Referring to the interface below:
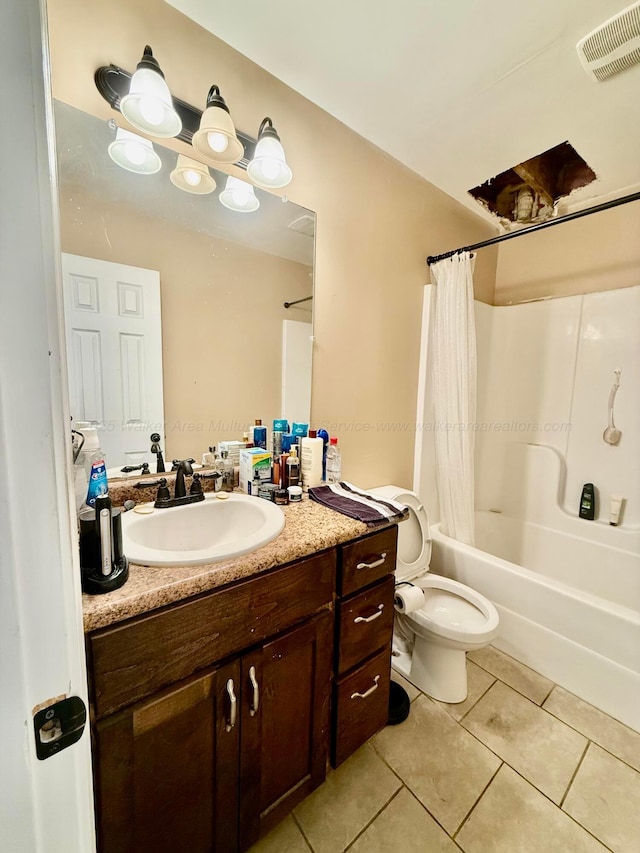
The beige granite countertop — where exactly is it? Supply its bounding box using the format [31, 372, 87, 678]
[82, 497, 381, 633]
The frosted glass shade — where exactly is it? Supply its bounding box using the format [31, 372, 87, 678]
[219, 176, 260, 213]
[120, 66, 182, 138]
[192, 106, 244, 165]
[247, 134, 292, 189]
[170, 155, 216, 194]
[108, 128, 162, 175]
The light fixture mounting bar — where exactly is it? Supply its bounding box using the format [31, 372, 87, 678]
[95, 65, 256, 168]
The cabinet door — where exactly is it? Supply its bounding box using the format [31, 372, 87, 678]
[94, 660, 241, 853]
[239, 613, 333, 850]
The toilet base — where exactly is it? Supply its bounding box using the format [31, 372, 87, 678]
[410, 635, 469, 704]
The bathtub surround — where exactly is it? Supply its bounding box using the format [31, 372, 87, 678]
[430, 252, 477, 545]
[475, 285, 640, 528]
[415, 283, 640, 731]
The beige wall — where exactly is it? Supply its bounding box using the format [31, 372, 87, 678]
[59, 190, 312, 460]
[495, 201, 640, 305]
[47, 0, 497, 488]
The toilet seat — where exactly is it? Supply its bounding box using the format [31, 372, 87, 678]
[409, 575, 500, 645]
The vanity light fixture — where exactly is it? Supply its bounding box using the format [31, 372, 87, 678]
[191, 85, 244, 165]
[219, 176, 260, 213]
[170, 154, 216, 194]
[246, 118, 292, 189]
[108, 127, 162, 175]
[120, 46, 182, 138]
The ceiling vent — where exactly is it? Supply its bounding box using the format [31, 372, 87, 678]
[287, 214, 315, 238]
[577, 1, 640, 81]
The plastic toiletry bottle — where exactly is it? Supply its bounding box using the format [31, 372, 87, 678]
[272, 419, 288, 459]
[252, 419, 267, 450]
[609, 495, 624, 526]
[317, 428, 329, 481]
[326, 437, 342, 484]
[287, 446, 300, 487]
[301, 429, 323, 491]
[220, 451, 234, 492]
[579, 483, 595, 520]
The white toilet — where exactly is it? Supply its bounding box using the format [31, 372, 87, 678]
[372, 485, 499, 703]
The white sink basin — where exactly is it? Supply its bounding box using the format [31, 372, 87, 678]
[121, 492, 285, 567]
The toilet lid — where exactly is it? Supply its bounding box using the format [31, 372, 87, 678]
[390, 490, 431, 582]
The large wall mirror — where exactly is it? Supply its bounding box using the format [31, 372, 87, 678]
[55, 101, 315, 474]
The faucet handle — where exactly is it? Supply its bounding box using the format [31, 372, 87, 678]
[190, 473, 203, 496]
[156, 478, 171, 503]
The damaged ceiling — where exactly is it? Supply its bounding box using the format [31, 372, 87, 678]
[168, 0, 640, 229]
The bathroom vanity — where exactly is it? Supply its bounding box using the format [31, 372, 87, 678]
[83, 500, 397, 852]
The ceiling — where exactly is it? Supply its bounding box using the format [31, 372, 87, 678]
[167, 0, 640, 226]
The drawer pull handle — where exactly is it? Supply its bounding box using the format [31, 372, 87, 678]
[225, 678, 237, 732]
[249, 665, 259, 716]
[354, 604, 384, 624]
[350, 675, 380, 700]
[356, 552, 387, 571]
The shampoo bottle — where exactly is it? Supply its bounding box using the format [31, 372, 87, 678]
[579, 483, 595, 520]
[301, 429, 323, 490]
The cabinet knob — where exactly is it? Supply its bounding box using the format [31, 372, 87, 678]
[225, 678, 237, 732]
[356, 552, 387, 570]
[354, 604, 384, 624]
[248, 666, 260, 717]
[350, 675, 380, 700]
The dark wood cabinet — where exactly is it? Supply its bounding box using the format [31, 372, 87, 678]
[332, 527, 397, 767]
[94, 660, 240, 853]
[87, 527, 398, 851]
[239, 614, 332, 849]
[93, 614, 332, 853]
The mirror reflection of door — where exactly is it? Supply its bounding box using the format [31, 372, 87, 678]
[61, 253, 164, 471]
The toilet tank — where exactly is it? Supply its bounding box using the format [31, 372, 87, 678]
[370, 485, 431, 582]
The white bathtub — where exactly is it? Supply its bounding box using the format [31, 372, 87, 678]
[430, 511, 640, 732]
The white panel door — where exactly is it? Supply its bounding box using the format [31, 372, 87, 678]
[61, 254, 164, 470]
[282, 319, 312, 425]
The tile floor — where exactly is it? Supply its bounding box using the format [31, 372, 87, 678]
[250, 646, 640, 853]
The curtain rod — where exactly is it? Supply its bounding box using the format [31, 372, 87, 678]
[284, 295, 313, 309]
[426, 190, 640, 266]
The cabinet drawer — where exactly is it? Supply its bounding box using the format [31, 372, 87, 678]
[332, 646, 391, 767]
[88, 551, 336, 719]
[337, 576, 394, 675]
[338, 526, 397, 596]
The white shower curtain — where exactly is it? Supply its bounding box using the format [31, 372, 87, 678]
[431, 251, 477, 546]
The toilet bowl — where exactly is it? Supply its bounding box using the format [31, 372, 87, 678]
[371, 485, 499, 703]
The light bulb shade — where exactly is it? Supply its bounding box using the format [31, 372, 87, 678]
[108, 128, 162, 174]
[219, 176, 260, 213]
[191, 86, 244, 165]
[246, 118, 292, 189]
[120, 46, 182, 138]
[170, 154, 216, 194]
